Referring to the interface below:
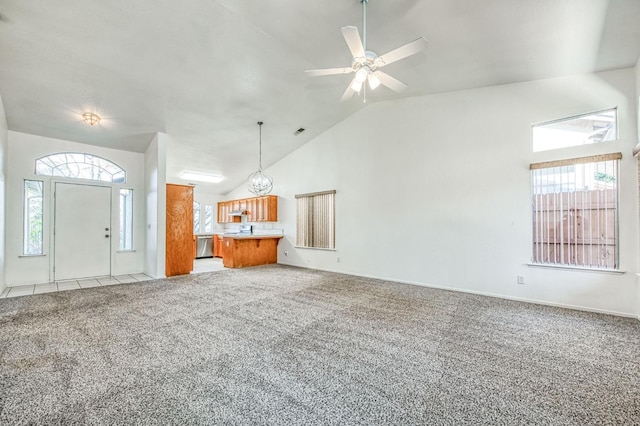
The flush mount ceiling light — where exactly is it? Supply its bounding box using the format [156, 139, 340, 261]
[180, 171, 224, 183]
[82, 112, 101, 126]
[305, 0, 428, 102]
[247, 121, 273, 196]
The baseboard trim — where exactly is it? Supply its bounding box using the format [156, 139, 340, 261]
[278, 262, 638, 319]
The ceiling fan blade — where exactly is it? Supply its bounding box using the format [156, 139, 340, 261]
[376, 71, 408, 92]
[305, 67, 353, 77]
[376, 37, 428, 67]
[340, 78, 357, 102]
[341, 26, 365, 58]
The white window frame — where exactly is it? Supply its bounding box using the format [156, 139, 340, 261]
[35, 152, 126, 183]
[23, 179, 44, 256]
[530, 153, 621, 271]
[193, 201, 201, 233]
[532, 108, 618, 153]
[204, 204, 213, 233]
[119, 188, 134, 251]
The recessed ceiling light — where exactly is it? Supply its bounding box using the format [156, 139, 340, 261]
[82, 112, 101, 126]
[180, 172, 224, 184]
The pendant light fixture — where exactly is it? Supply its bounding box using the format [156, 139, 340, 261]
[247, 121, 273, 195]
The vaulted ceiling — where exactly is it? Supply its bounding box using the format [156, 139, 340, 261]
[1, 0, 639, 194]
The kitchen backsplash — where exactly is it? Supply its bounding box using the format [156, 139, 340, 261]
[216, 222, 283, 236]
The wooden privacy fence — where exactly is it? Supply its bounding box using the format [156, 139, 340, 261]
[532, 189, 616, 268]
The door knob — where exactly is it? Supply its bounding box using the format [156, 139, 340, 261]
[105, 234, 110, 238]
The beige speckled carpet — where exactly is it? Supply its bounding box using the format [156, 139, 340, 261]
[0, 265, 639, 425]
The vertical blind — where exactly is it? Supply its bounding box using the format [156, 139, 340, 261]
[295, 190, 335, 249]
[530, 153, 620, 269]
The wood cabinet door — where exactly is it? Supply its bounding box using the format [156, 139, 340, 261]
[246, 198, 255, 221]
[217, 202, 225, 223]
[256, 197, 265, 221]
[166, 184, 194, 276]
[267, 195, 278, 221]
[225, 202, 231, 223]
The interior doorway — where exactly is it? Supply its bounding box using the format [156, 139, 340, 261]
[54, 183, 112, 281]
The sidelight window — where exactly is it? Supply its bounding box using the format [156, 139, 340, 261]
[119, 189, 133, 251]
[23, 180, 44, 255]
[296, 190, 335, 249]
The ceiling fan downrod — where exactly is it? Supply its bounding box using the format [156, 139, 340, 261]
[361, 0, 368, 52]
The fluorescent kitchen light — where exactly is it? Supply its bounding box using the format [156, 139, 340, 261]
[180, 172, 224, 183]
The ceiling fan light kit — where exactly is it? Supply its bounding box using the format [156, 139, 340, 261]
[305, 0, 428, 102]
[247, 121, 273, 196]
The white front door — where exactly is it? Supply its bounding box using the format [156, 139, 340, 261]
[54, 183, 112, 280]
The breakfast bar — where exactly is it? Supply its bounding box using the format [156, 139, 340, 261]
[222, 235, 283, 268]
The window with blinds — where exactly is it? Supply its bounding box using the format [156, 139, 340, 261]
[531, 153, 620, 270]
[296, 190, 335, 249]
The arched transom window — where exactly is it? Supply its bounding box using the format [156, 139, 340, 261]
[35, 152, 126, 183]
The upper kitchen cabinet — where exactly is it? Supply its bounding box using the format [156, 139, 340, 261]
[217, 195, 278, 223]
[166, 183, 194, 277]
[250, 195, 277, 222]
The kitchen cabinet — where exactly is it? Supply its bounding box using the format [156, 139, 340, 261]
[213, 234, 224, 258]
[217, 195, 278, 223]
[166, 183, 194, 277]
[217, 201, 241, 224]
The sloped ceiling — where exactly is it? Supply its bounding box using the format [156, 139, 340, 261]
[0, 0, 639, 194]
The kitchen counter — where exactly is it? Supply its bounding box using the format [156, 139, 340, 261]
[222, 235, 283, 268]
[222, 234, 283, 240]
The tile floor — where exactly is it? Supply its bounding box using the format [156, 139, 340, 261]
[191, 257, 226, 274]
[1, 259, 227, 300]
[0, 258, 226, 300]
[0, 273, 153, 299]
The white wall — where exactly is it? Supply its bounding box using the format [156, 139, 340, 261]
[144, 133, 167, 278]
[0, 95, 8, 294]
[636, 57, 640, 143]
[635, 57, 640, 319]
[5, 131, 146, 286]
[230, 68, 639, 317]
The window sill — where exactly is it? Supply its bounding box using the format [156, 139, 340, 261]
[527, 263, 625, 274]
[294, 246, 336, 251]
[18, 254, 46, 258]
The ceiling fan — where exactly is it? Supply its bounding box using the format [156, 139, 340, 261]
[305, 0, 428, 102]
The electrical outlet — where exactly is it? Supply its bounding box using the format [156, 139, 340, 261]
[517, 275, 525, 285]
[284, 250, 288, 256]
[337, 257, 340, 263]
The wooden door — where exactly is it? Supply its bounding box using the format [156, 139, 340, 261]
[166, 184, 194, 276]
